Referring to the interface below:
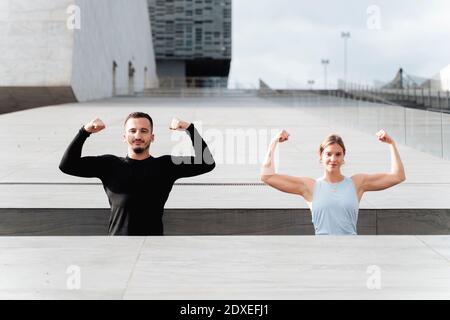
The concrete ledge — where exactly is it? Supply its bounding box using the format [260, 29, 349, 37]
[0, 86, 76, 114]
[0, 208, 448, 235]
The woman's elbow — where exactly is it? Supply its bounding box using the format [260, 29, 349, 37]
[260, 174, 272, 184]
[398, 170, 406, 183]
[394, 173, 406, 185]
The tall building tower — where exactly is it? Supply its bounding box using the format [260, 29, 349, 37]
[148, 0, 231, 87]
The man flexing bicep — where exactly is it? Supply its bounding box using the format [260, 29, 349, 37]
[169, 118, 215, 180]
[59, 118, 108, 178]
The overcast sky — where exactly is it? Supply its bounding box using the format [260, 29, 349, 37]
[228, 0, 450, 89]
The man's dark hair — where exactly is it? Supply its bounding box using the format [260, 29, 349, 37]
[124, 112, 153, 131]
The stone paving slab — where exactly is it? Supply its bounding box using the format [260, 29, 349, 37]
[125, 236, 450, 300]
[1, 236, 449, 300]
[0, 237, 144, 299]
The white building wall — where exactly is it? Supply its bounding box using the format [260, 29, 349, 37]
[0, 0, 74, 87]
[71, 0, 158, 101]
[0, 0, 158, 111]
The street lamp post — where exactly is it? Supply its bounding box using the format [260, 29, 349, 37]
[341, 31, 351, 88]
[321, 59, 329, 90]
[307, 80, 315, 90]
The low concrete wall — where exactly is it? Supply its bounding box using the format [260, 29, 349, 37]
[0, 87, 77, 113]
[1, 209, 449, 236]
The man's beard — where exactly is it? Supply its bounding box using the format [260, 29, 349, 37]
[132, 144, 150, 154]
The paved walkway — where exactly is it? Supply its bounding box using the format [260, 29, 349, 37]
[0, 236, 449, 299]
[0, 95, 449, 209]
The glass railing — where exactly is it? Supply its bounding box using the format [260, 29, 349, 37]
[111, 77, 450, 161]
[340, 82, 450, 112]
[262, 89, 450, 161]
[113, 77, 260, 97]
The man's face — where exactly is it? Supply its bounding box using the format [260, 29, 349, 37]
[123, 117, 154, 154]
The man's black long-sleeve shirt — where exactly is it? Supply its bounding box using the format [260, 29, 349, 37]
[59, 124, 215, 235]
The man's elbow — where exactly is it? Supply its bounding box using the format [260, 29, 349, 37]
[207, 161, 216, 172]
[203, 159, 215, 173]
[203, 153, 216, 173]
[59, 160, 73, 175]
[59, 162, 68, 174]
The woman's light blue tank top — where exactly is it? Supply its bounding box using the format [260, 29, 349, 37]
[310, 176, 359, 235]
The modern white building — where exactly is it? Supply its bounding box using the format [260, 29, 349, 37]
[0, 0, 158, 113]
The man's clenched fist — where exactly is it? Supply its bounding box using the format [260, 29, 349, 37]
[169, 118, 191, 131]
[84, 118, 106, 133]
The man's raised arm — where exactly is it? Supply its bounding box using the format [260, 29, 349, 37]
[59, 118, 106, 178]
[169, 118, 216, 179]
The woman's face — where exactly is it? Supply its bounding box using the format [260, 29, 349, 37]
[320, 143, 345, 172]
